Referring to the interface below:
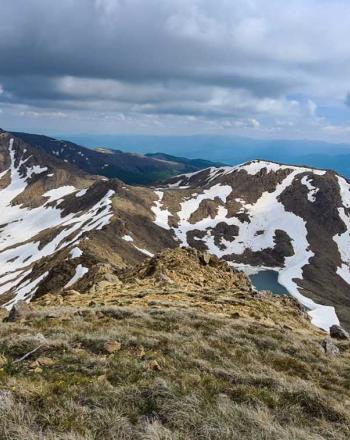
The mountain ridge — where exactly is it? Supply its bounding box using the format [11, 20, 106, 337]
[0, 129, 349, 333]
[10, 130, 223, 185]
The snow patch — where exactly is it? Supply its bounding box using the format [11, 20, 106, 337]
[75, 188, 88, 197]
[64, 264, 89, 288]
[122, 235, 134, 242]
[43, 186, 77, 203]
[301, 176, 319, 202]
[4, 271, 49, 308]
[69, 247, 83, 259]
[151, 191, 171, 230]
[134, 246, 154, 257]
[333, 176, 350, 285]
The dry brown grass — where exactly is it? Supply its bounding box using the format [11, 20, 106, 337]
[0, 285, 349, 440]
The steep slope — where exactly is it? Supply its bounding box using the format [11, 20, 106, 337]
[12, 131, 221, 184]
[0, 130, 175, 307]
[0, 248, 349, 440]
[153, 161, 350, 330]
[145, 152, 224, 171]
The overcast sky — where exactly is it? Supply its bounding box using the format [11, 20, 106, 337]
[1, 0, 350, 141]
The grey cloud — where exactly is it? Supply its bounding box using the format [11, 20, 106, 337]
[0, 0, 349, 136]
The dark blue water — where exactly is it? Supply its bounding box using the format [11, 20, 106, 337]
[249, 270, 289, 295]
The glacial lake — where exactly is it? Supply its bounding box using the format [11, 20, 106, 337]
[249, 270, 290, 296]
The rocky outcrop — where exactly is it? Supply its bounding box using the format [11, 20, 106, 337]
[120, 248, 252, 292]
[322, 338, 340, 356]
[330, 325, 349, 340]
[3, 301, 33, 322]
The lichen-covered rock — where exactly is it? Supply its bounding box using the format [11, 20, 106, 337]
[322, 338, 340, 356]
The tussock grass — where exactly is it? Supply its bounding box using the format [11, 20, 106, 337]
[0, 294, 349, 439]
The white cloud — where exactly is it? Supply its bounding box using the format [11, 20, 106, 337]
[249, 118, 261, 128]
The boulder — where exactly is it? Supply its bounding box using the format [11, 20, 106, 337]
[3, 300, 33, 322]
[330, 325, 349, 340]
[322, 338, 340, 356]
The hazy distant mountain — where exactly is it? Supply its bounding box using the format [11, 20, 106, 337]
[145, 152, 224, 169]
[66, 134, 350, 177]
[11, 131, 222, 184]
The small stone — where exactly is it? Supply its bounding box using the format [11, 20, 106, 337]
[104, 341, 122, 354]
[36, 357, 56, 367]
[149, 360, 161, 371]
[29, 357, 55, 368]
[29, 360, 39, 369]
[330, 325, 349, 340]
[322, 338, 340, 356]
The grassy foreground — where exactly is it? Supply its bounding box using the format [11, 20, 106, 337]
[0, 250, 349, 439]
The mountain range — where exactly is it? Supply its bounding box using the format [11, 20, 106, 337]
[0, 128, 349, 332]
[65, 133, 350, 179]
[12, 131, 222, 185]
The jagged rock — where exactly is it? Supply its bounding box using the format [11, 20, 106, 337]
[121, 248, 252, 292]
[322, 338, 340, 356]
[4, 300, 33, 322]
[199, 252, 211, 265]
[330, 325, 349, 340]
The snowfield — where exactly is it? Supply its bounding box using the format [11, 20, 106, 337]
[0, 139, 115, 305]
[153, 161, 342, 331]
